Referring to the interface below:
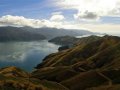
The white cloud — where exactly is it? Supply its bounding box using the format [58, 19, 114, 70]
[0, 15, 63, 28]
[50, 14, 65, 21]
[0, 15, 42, 27]
[52, 0, 120, 20]
[65, 23, 120, 34]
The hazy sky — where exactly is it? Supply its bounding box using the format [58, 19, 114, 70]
[0, 0, 120, 34]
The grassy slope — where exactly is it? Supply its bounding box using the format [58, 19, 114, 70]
[34, 35, 120, 90]
[0, 66, 69, 90]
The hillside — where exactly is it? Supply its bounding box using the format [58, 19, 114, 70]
[0, 66, 69, 90]
[48, 36, 79, 45]
[49, 35, 101, 46]
[49, 35, 101, 51]
[6, 26, 93, 39]
[36, 35, 103, 68]
[34, 35, 120, 90]
[0, 26, 46, 41]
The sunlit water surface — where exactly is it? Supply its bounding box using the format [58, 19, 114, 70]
[0, 40, 59, 72]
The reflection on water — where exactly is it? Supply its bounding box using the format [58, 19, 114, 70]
[0, 40, 59, 72]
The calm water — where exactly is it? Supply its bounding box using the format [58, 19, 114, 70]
[0, 40, 59, 72]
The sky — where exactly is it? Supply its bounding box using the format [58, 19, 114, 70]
[0, 0, 120, 34]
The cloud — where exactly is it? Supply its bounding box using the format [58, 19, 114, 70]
[67, 23, 120, 34]
[50, 14, 65, 21]
[74, 11, 99, 21]
[51, 11, 63, 15]
[52, 0, 120, 21]
[0, 15, 63, 28]
[0, 15, 41, 27]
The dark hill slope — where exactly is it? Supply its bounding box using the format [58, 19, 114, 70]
[0, 26, 46, 41]
[48, 35, 101, 46]
[36, 35, 120, 68]
[33, 35, 120, 90]
[0, 66, 69, 90]
[48, 36, 79, 45]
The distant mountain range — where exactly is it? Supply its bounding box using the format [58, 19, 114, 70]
[0, 26, 93, 41]
[0, 26, 46, 41]
[25, 27, 93, 39]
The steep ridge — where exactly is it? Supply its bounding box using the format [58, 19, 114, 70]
[33, 35, 120, 90]
[36, 35, 119, 68]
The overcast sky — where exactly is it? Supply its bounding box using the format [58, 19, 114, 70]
[0, 0, 120, 34]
